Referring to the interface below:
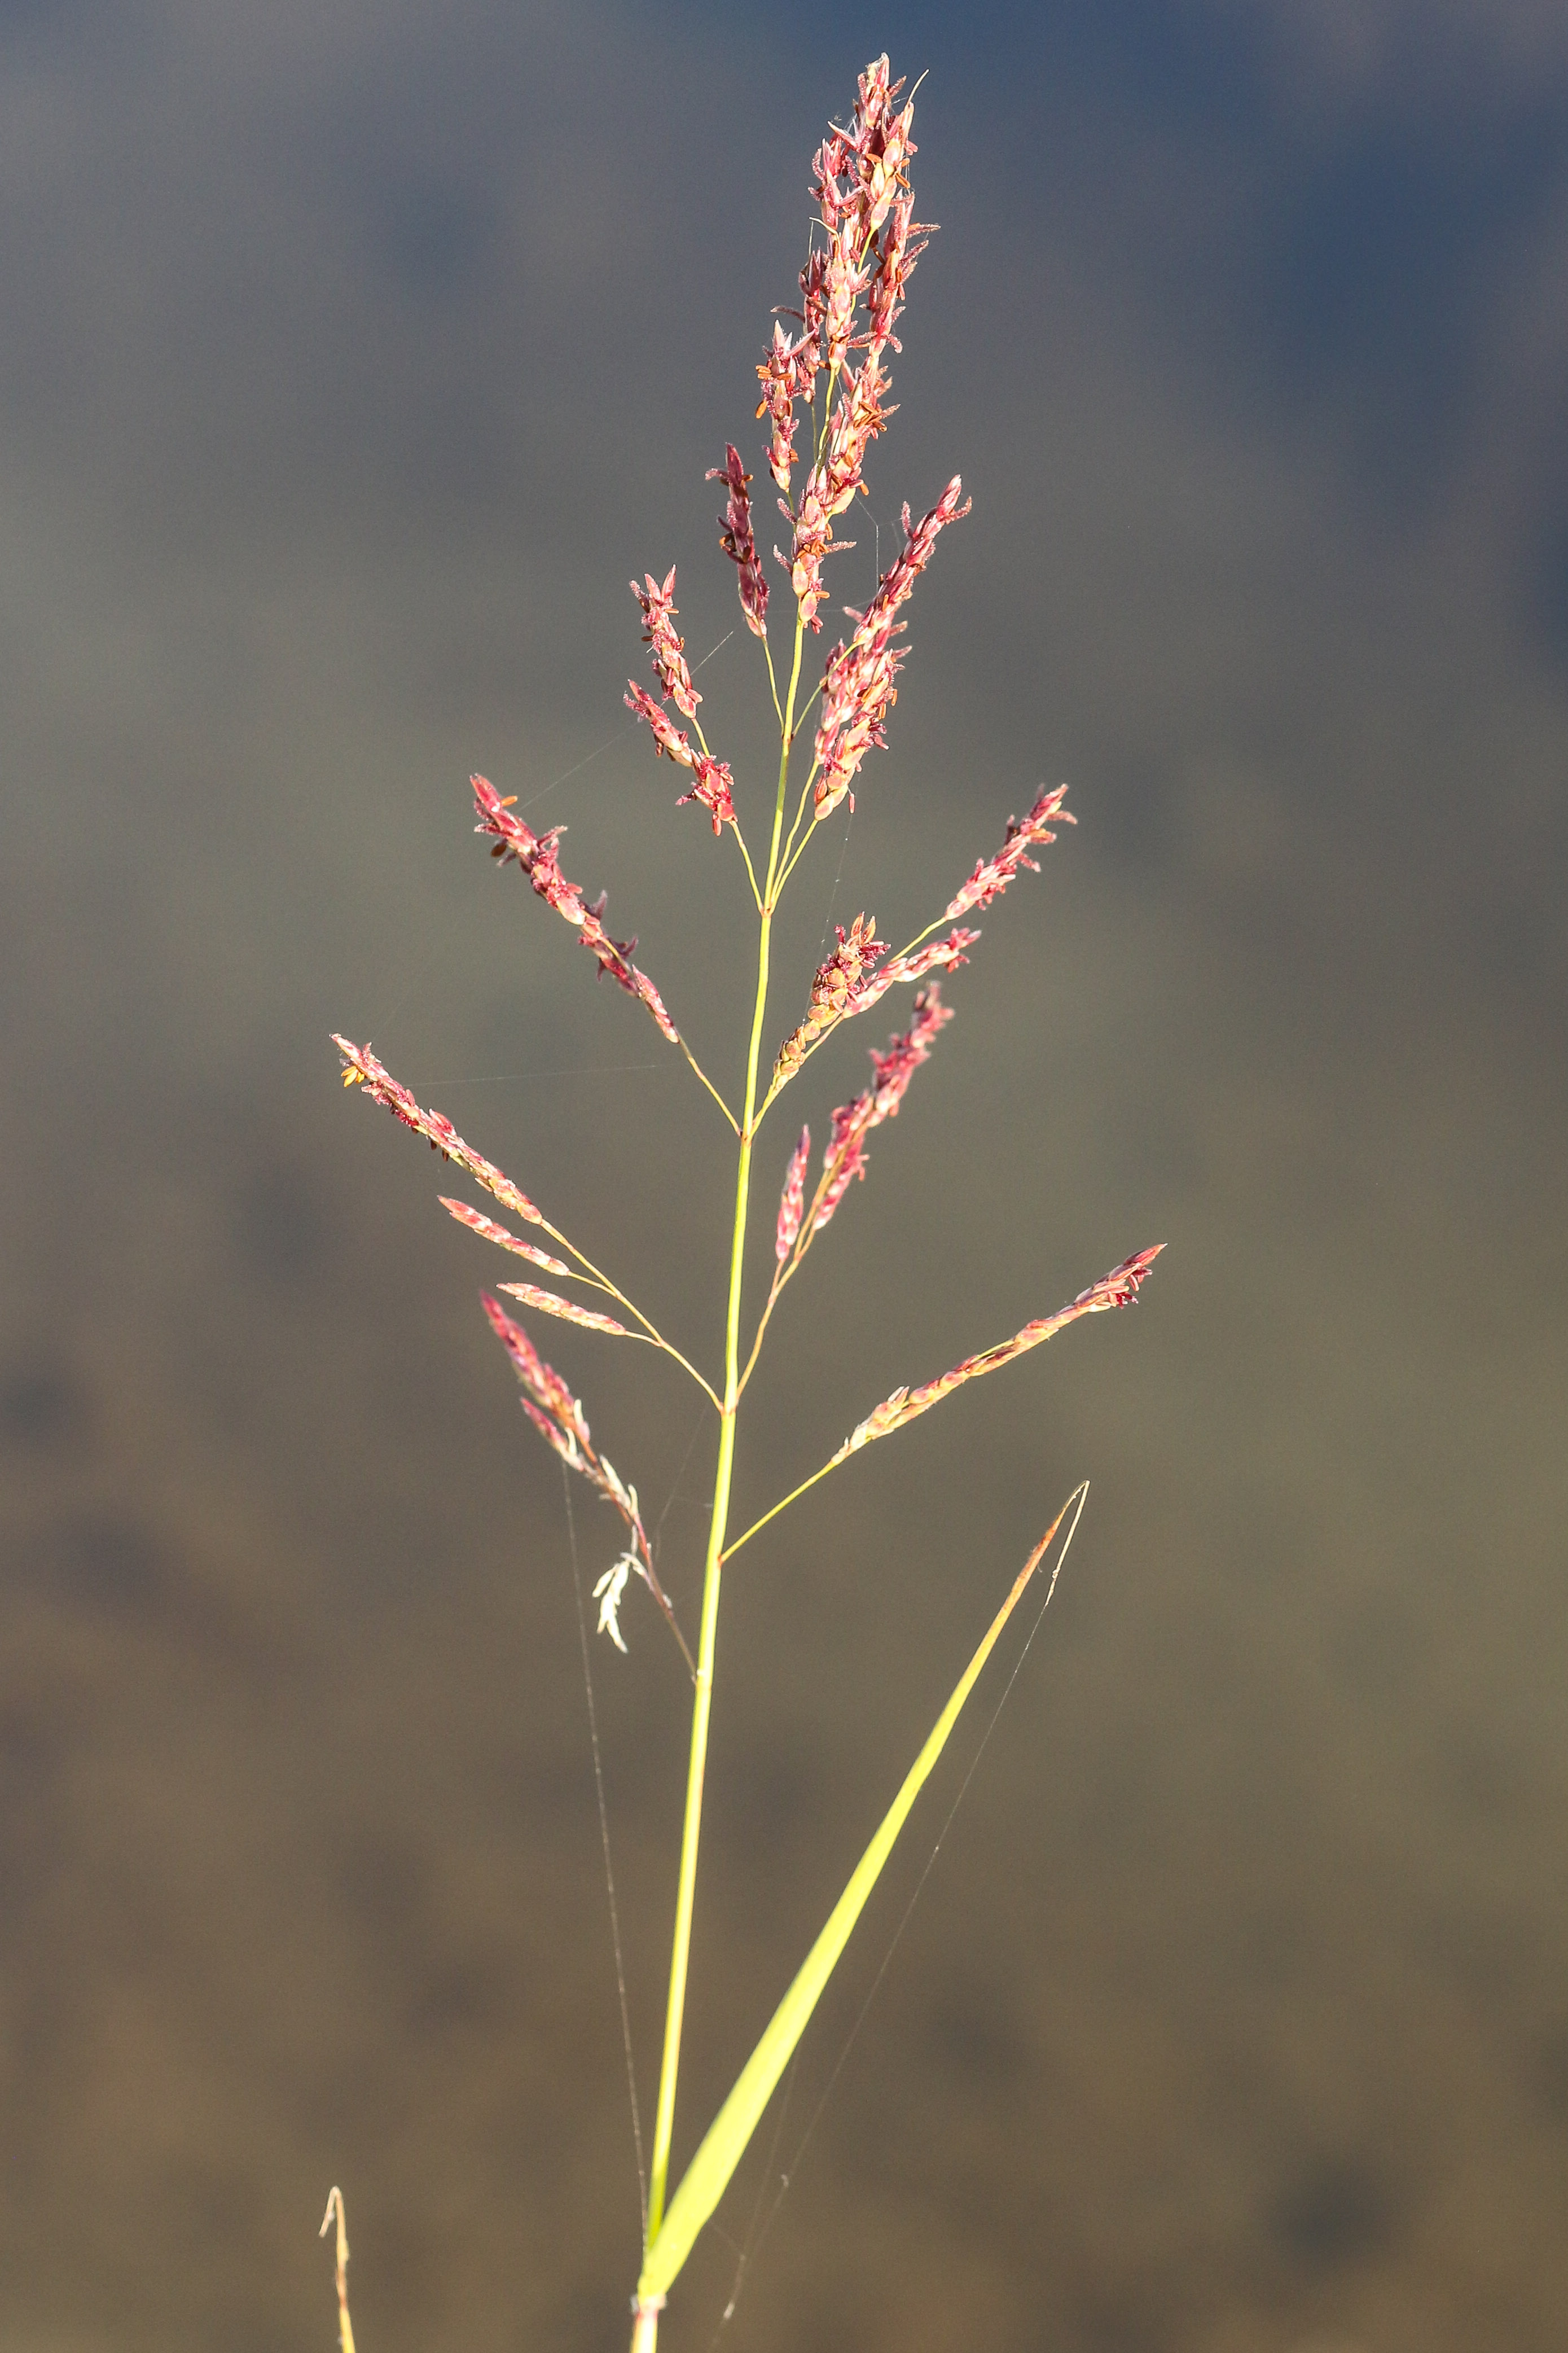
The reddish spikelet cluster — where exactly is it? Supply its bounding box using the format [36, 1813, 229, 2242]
[813, 476, 971, 816]
[622, 683, 737, 836]
[758, 56, 934, 632]
[706, 445, 769, 639]
[837, 1246, 1166, 1458]
[440, 1197, 570, 1276]
[775, 1125, 811, 1261]
[769, 923, 978, 1102]
[770, 913, 888, 1088]
[946, 785, 1076, 919]
[814, 983, 953, 1233]
[471, 773, 680, 1039]
[631, 568, 700, 717]
[481, 1292, 671, 1654]
[334, 1037, 547, 1227]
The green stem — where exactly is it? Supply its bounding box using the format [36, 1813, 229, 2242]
[644, 607, 807, 2258]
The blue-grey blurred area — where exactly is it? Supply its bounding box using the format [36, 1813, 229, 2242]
[2, 3, 1566, 2347]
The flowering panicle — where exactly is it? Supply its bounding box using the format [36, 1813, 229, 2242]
[631, 568, 700, 717]
[946, 785, 1075, 918]
[439, 1197, 571, 1277]
[480, 1293, 684, 1658]
[814, 476, 970, 810]
[335, 1038, 548, 1227]
[622, 683, 737, 836]
[471, 773, 680, 1040]
[834, 1247, 1165, 1460]
[814, 983, 953, 1234]
[706, 446, 769, 638]
[775, 1126, 811, 1261]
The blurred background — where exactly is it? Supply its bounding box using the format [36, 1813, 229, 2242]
[2, 3, 1565, 2348]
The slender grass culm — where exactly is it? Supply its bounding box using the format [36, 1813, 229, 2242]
[332, 56, 1162, 2351]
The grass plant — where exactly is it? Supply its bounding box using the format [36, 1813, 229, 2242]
[333, 55, 1161, 2350]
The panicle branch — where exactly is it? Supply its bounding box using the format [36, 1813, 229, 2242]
[335, 1037, 548, 1227]
[481, 1293, 693, 1669]
[723, 1249, 1163, 1566]
[622, 684, 738, 835]
[837, 1247, 1165, 1458]
[471, 773, 682, 1040]
[946, 784, 1076, 917]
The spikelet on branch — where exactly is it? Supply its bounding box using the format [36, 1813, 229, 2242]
[775, 1126, 811, 1262]
[335, 1039, 548, 1228]
[812, 983, 953, 1235]
[945, 784, 1075, 918]
[471, 773, 682, 1037]
[496, 1282, 635, 1339]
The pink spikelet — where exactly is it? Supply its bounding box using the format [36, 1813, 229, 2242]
[755, 320, 812, 497]
[814, 983, 954, 1232]
[471, 774, 680, 1040]
[707, 445, 769, 639]
[836, 1246, 1166, 1458]
[622, 683, 737, 836]
[631, 568, 700, 717]
[497, 1281, 634, 1339]
[775, 1127, 811, 1261]
[945, 785, 1076, 919]
[438, 1197, 571, 1276]
[334, 1038, 548, 1227]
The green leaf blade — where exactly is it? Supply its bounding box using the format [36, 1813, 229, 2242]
[636, 1489, 1086, 2304]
